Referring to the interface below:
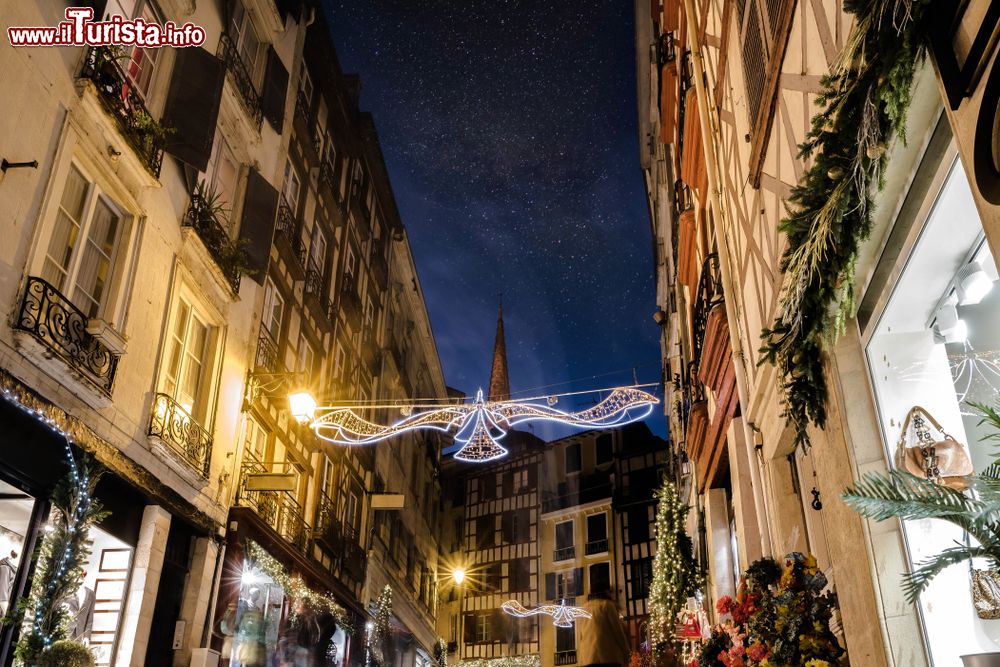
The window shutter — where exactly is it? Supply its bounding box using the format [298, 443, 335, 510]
[545, 573, 556, 600]
[260, 46, 289, 132]
[161, 47, 225, 172]
[238, 169, 279, 284]
[573, 567, 584, 596]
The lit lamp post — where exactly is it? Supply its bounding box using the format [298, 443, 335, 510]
[288, 391, 318, 423]
[452, 567, 467, 656]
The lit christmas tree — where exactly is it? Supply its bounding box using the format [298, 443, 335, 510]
[648, 477, 702, 660]
[367, 585, 393, 667]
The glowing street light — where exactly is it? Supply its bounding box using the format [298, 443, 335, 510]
[452, 568, 466, 585]
[288, 391, 318, 423]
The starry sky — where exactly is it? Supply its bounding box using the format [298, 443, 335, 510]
[325, 0, 666, 439]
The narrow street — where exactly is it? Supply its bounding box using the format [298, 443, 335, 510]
[0, 1, 997, 667]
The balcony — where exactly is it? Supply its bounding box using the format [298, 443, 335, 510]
[320, 159, 342, 205]
[341, 527, 367, 581]
[555, 651, 577, 665]
[314, 492, 344, 553]
[236, 453, 309, 552]
[148, 393, 213, 477]
[542, 471, 613, 513]
[295, 89, 312, 126]
[585, 539, 608, 555]
[13, 276, 119, 395]
[182, 192, 242, 293]
[304, 259, 335, 330]
[362, 336, 381, 376]
[553, 546, 576, 562]
[79, 46, 164, 177]
[217, 33, 263, 127]
[339, 274, 362, 324]
[275, 202, 307, 279]
[254, 328, 279, 373]
[691, 253, 723, 371]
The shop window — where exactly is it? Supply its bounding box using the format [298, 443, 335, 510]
[219, 564, 285, 667]
[864, 156, 999, 664]
[0, 479, 35, 621]
[40, 163, 126, 320]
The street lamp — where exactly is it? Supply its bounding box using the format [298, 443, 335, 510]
[451, 568, 466, 585]
[288, 391, 318, 423]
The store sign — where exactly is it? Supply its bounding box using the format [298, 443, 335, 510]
[370, 493, 405, 510]
[244, 473, 296, 492]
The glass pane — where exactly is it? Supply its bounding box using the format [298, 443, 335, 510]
[43, 165, 89, 290]
[73, 196, 121, 318]
[0, 480, 35, 619]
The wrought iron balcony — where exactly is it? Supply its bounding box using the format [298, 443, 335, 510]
[295, 89, 312, 125]
[553, 546, 576, 561]
[276, 202, 308, 275]
[585, 539, 609, 555]
[314, 492, 343, 553]
[305, 257, 326, 300]
[320, 159, 341, 202]
[14, 276, 119, 395]
[254, 328, 279, 373]
[236, 453, 309, 552]
[691, 253, 724, 371]
[555, 651, 577, 666]
[79, 46, 164, 177]
[217, 33, 263, 128]
[340, 274, 362, 323]
[182, 192, 241, 292]
[148, 393, 213, 477]
[341, 526, 367, 580]
[370, 248, 389, 289]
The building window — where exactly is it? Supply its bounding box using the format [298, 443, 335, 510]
[475, 613, 490, 644]
[203, 131, 240, 223]
[364, 296, 375, 331]
[226, 0, 262, 85]
[310, 225, 327, 274]
[297, 336, 313, 381]
[161, 295, 219, 424]
[589, 562, 611, 596]
[333, 341, 346, 381]
[342, 488, 360, 535]
[282, 158, 302, 212]
[555, 625, 575, 653]
[627, 507, 650, 543]
[479, 474, 497, 501]
[502, 508, 530, 544]
[244, 415, 268, 462]
[630, 558, 653, 599]
[345, 244, 357, 279]
[476, 515, 495, 550]
[565, 443, 581, 474]
[862, 155, 1000, 664]
[262, 278, 284, 340]
[509, 558, 531, 592]
[298, 65, 313, 104]
[595, 434, 613, 465]
[586, 513, 608, 553]
[106, 0, 162, 98]
[41, 164, 125, 319]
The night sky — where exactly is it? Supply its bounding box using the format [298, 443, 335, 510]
[325, 0, 666, 439]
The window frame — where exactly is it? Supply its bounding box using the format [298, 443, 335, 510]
[586, 512, 608, 546]
[554, 520, 574, 551]
[262, 277, 284, 341]
[565, 442, 582, 474]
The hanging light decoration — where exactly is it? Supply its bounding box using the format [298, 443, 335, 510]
[310, 385, 658, 463]
[500, 599, 592, 628]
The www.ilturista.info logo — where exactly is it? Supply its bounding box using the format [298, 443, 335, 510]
[8, 7, 206, 47]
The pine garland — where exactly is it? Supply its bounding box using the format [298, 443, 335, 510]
[15, 454, 107, 665]
[648, 477, 703, 657]
[433, 638, 448, 667]
[758, 0, 931, 448]
[367, 585, 393, 667]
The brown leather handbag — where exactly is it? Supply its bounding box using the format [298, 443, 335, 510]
[896, 406, 974, 489]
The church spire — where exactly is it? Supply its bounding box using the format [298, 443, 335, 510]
[488, 302, 510, 402]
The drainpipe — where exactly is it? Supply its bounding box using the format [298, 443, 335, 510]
[679, 0, 773, 557]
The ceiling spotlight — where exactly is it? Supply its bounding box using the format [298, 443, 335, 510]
[957, 260, 994, 305]
[934, 304, 968, 343]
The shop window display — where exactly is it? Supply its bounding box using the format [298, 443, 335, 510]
[0, 479, 35, 619]
[866, 157, 1000, 663]
[220, 565, 285, 667]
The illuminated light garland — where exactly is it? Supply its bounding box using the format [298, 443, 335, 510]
[500, 599, 592, 628]
[457, 657, 541, 667]
[245, 541, 352, 632]
[367, 585, 392, 667]
[312, 385, 658, 463]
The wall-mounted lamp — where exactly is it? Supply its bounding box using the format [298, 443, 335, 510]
[652, 309, 668, 326]
[957, 260, 994, 305]
[288, 391, 318, 423]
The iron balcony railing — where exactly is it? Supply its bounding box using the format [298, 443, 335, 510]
[555, 651, 577, 666]
[691, 253, 724, 371]
[236, 453, 309, 552]
[295, 89, 312, 125]
[305, 256, 326, 300]
[553, 546, 576, 562]
[14, 276, 119, 395]
[254, 327, 279, 373]
[320, 159, 341, 202]
[182, 192, 241, 292]
[276, 202, 308, 272]
[585, 539, 609, 555]
[148, 393, 213, 477]
[217, 33, 263, 127]
[79, 46, 164, 177]
[339, 273, 362, 323]
[314, 491, 344, 552]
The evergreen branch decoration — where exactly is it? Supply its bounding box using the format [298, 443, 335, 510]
[367, 585, 392, 667]
[648, 477, 703, 657]
[758, 0, 932, 448]
[15, 454, 107, 665]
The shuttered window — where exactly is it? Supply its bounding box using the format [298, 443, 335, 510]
[736, 0, 796, 185]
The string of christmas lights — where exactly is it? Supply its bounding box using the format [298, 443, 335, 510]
[312, 385, 658, 462]
[367, 585, 392, 667]
[455, 656, 541, 667]
[500, 599, 592, 628]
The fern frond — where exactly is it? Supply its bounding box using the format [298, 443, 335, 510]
[902, 545, 998, 603]
[842, 471, 981, 522]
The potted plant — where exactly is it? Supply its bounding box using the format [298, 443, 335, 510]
[843, 400, 1000, 666]
[37, 639, 95, 667]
